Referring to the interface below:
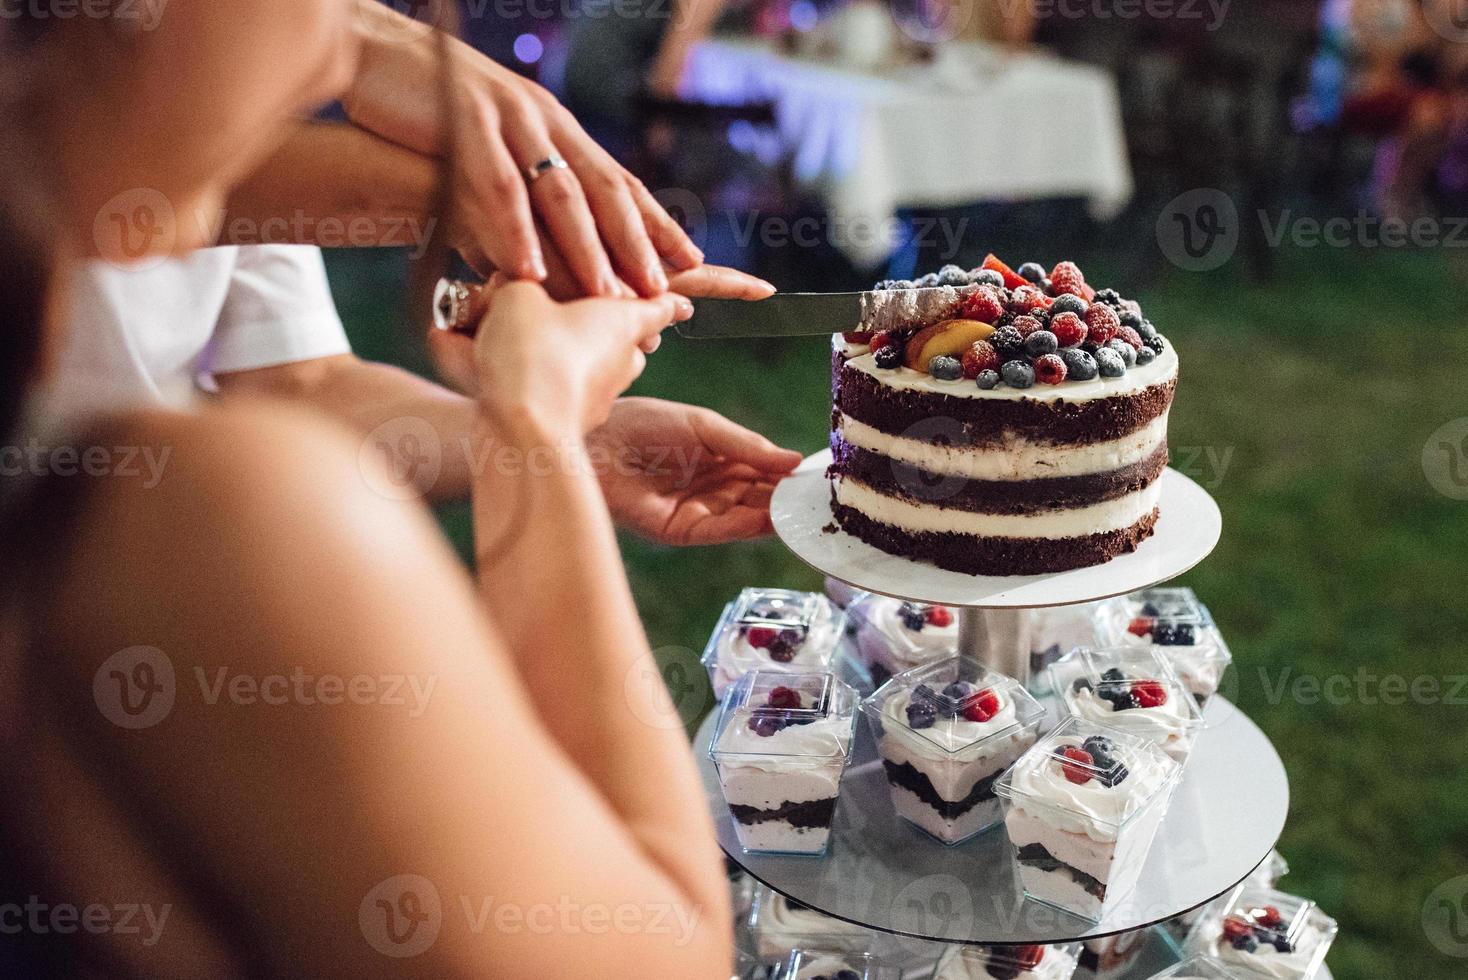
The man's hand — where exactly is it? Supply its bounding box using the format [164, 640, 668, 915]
[345, 0, 703, 297]
[587, 398, 803, 546]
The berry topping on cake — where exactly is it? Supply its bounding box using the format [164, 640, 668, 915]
[898, 602, 928, 631]
[1135, 345, 1157, 366]
[745, 626, 777, 649]
[1094, 346, 1127, 378]
[969, 268, 1005, 289]
[906, 692, 938, 730]
[1016, 261, 1047, 283]
[1048, 260, 1092, 300]
[961, 686, 1002, 722]
[1011, 314, 1044, 338]
[1060, 348, 1099, 381]
[1049, 311, 1087, 348]
[1059, 745, 1096, 784]
[1024, 330, 1059, 357]
[975, 369, 1000, 389]
[1009, 285, 1051, 314]
[1154, 622, 1196, 645]
[981, 253, 1030, 290]
[1222, 915, 1254, 941]
[767, 629, 804, 663]
[937, 263, 970, 286]
[874, 344, 904, 369]
[905, 319, 998, 372]
[961, 340, 1002, 379]
[1049, 293, 1089, 317]
[925, 605, 954, 628]
[1083, 304, 1121, 345]
[767, 686, 804, 710]
[747, 715, 783, 737]
[870, 329, 897, 351]
[1001, 361, 1035, 389]
[1132, 679, 1168, 708]
[1107, 338, 1137, 367]
[1033, 353, 1067, 385]
[1253, 905, 1284, 928]
[990, 325, 1026, 361]
[1114, 324, 1144, 350]
[929, 355, 963, 380]
[961, 286, 1006, 323]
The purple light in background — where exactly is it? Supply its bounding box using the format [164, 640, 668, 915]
[789, 0, 818, 31]
[513, 33, 544, 64]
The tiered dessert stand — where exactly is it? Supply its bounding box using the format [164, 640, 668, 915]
[695, 451, 1317, 976]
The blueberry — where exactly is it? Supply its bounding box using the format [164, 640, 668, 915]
[1230, 934, 1259, 952]
[1101, 667, 1126, 682]
[1136, 318, 1158, 340]
[1000, 361, 1035, 389]
[834, 971, 861, 980]
[937, 264, 970, 286]
[1154, 622, 1196, 646]
[990, 325, 1026, 360]
[1095, 288, 1122, 307]
[1118, 308, 1143, 329]
[1107, 338, 1137, 366]
[1016, 261, 1046, 283]
[1061, 348, 1098, 380]
[914, 273, 940, 289]
[1272, 938, 1294, 953]
[1083, 734, 1116, 756]
[1024, 330, 1058, 357]
[1071, 678, 1093, 694]
[1040, 277, 1053, 294]
[1135, 345, 1157, 366]
[1146, 335, 1167, 353]
[1049, 293, 1089, 316]
[976, 369, 1000, 390]
[1141, 601, 1161, 616]
[929, 355, 962, 381]
[874, 344, 903, 369]
[905, 699, 937, 730]
[899, 603, 927, 631]
[941, 680, 975, 704]
[1095, 347, 1127, 378]
[969, 268, 1004, 289]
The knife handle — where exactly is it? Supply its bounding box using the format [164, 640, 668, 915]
[432, 278, 486, 337]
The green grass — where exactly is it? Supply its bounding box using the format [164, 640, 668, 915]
[325, 245, 1468, 980]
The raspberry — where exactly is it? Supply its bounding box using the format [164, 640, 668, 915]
[1127, 616, 1155, 637]
[1254, 905, 1284, 928]
[961, 340, 1001, 379]
[1084, 304, 1121, 345]
[1049, 261, 1087, 298]
[961, 687, 1001, 722]
[1059, 745, 1095, 784]
[1132, 679, 1168, 708]
[925, 605, 954, 628]
[767, 686, 803, 709]
[1049, 312, 1087, 348]
[870, 330, 897, 351]
[745, 626, 776, 649]
[1011, 314, 1043, 337]
[1033, 353, 1067, 385]
[843, 330, 873, 344]
[1009, 285, 1050, 313]
[961, 286, 1005, 323]
[1222, 915, 1254, 940]
[1114, 324, 1143, 350]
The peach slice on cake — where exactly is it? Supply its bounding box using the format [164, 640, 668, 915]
[904, 319, 998, 371]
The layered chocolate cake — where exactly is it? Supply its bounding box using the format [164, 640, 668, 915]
[830, 255, 1177, 575]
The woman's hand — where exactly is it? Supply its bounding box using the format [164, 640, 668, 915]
[587, 398, 802, 544]
[431, 281, 691, 440]
[346, 0, 703, 296]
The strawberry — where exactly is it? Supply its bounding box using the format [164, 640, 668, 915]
[982, 253, 1029, 290]
[1059, 745, 1095, 784]
[1127, 616, 1155, 637]
[1012, 946, 1044, 968]
[1049, 260, 1087, 298]
[961, 286, 1005, 323]
[962, 687, 1002, 723]
[925, 605, 954, 628]
[1012, 314, 1044, 338]
[1115, 324, 1144, 350]
[1222, 915, 1254, 940]
[842, 330, 874, 344]
[767, 686, 803, 709]
[1033, 353, 1067, 385]
[1050, 312, 1088, 348]
[746, 626, 777, 649]
[961, 340, 1001, 379]
[1084, 304, 1120, 345]
[1132, 679, 1168, 708]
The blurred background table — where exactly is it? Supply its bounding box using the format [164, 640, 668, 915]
[680, 37, 1133, 267]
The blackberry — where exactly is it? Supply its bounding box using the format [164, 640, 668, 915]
[767, 639, 797, 663]
[1029, 306, 1053, 327]
[914, 272, 940, 289]
[1095, 347, 1127, 378]
[929, 355, 962, 381]
[899, 603, 927, 631]
[976, 369, 1000, 389]
[1016, 261, 1046, 283]
[1118, 308, 1143, 329]
[1154, 622, 1196, 646]
[1095, 287, 1122, 307]
[990, 325, 1026, 360]
[1107, 338, 1136, 367]
[1272, 938, 1294, 953]
[1071, 678, 1093, 695]
[1136, 318, 1158, 340]
[874, 344, 904, 369]
[1001, 360, 1035, 389]
[1230, 935, 1259, 953]
[936, 264, 969, 287]
[969, 268, 1005, 289]
[1135, 345, 1157, 366]
[1146, 335, 1167, 354]
[994, 309, 1018, 329]
[1083, 735, 1115, 756]
[1061, 349, 1098, 380]
[1101, 667, 1126, 682]
[1099, 761, 1129, 787]
[905, 699, 937, 730]
[1049, 293, 1089, 317]
[1024, 330, 1059, 357]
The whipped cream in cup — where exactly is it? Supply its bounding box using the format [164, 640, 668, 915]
[1183, 887, 1338, 980]
[1093, 587, 1232, 708]
[709, 670, 858, 856]
[933, 941, 1081, 980]
[747, 886, 875, 963]
[861, 657, 1046, 845]
[782, 948, 891, 980]
[847, 594, 960, 688]
[1142, 954, 1251, 979]
[1050, 647, 1206, 765]
[702, 588, 846, 700]
[995, 717, 1182, 924]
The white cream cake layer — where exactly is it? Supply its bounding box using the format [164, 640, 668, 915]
[833, 477, 1162, 539]
[889, 783, 1001, 843]
[732, 821, 831, 855]
[835, 412, 1169, 481]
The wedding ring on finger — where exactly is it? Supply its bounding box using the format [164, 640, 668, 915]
[525, 153, 569, 184]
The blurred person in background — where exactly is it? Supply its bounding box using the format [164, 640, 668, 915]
[0, 1, 743, 976]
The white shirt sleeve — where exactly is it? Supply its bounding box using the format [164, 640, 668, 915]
[201, 245, 352, 379]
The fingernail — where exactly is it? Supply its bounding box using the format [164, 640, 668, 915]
[647, 263, 668, 293]
[526, 253, 547, 280]
[674, 297, 694, 321]
[754, 278, 776, 297]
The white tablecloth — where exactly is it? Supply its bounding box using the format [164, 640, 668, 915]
[681, 38, 1134, 267]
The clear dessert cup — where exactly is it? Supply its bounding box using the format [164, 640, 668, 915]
[1143, 955, 1246, 979]
[1025, 602, 1102, 689]
[1049, 647, 1206, 765]
[1079, 925, 1158, 978]
[933, 941, 1081, 980]
[846, 594, 960, 689]
[1093, 587, 1232, 708]
[781, 948, 896, 980]
[709, 670, 858, 856]
[747, 885, 875, 963]
[1183, 886, 1338, 980]
[1167, 849, 1291, 942]
[702, 588, 845, 700]
[861, 657, 1045, 845]
[995, 718, 1183, 924]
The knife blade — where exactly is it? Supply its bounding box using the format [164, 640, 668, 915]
[674, 292, 862, 339]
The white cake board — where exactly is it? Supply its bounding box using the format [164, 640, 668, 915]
[771, 451, 1222, 610]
